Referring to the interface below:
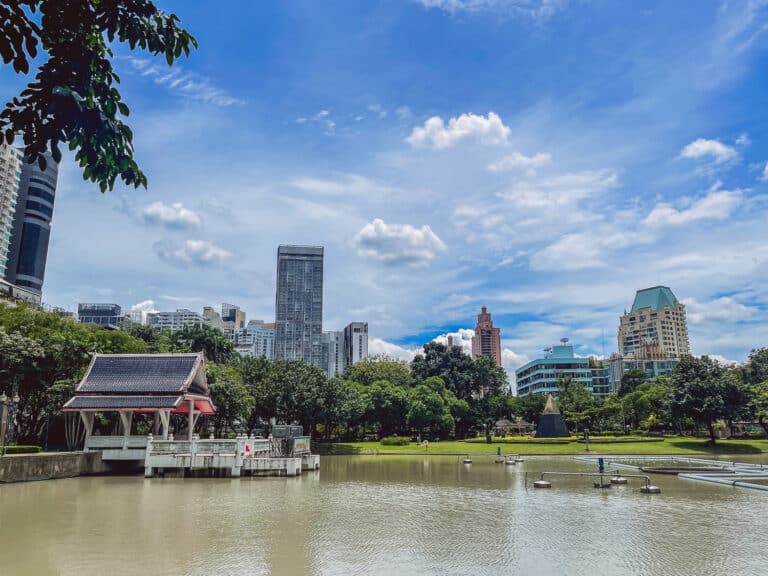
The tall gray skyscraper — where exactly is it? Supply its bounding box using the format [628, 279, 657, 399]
[274, 245, 324, 366]
[6, 151, 59, 296]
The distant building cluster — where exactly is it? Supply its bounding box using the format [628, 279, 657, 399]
[72, 244, 369, 373]
[0, 143, 59, 305]
[516, 285, 690, 398]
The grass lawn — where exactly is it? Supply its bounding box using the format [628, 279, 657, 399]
[314, 438, 768, 456]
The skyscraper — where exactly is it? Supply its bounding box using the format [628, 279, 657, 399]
[343, 322, 368, 368]
[0, 144, 21, 281]
[471, 306, 502, 367]
[322, 330, 344, 378]
[5, 151, 59, 297]
[617, 286, 690, 358]
[274, 245, 324, 366]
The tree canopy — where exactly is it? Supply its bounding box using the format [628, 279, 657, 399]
[0, 0, 196, 191]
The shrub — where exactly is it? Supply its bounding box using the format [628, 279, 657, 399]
[380, 436, 412, 446]
[3, 445, 42, 454]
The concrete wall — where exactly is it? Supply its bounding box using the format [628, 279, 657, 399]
[0, 451, 109, 483]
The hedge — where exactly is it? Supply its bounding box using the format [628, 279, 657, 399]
[380, 436, 412, 446]
[3, 445, 42, 454]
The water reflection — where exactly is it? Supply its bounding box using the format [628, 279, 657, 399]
[0, 456, 766, 575]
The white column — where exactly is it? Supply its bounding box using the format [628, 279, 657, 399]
[188, 398, 194, 442]
[80, 412, 95, 452]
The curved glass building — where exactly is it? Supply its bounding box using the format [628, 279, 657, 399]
[6, 152, 59, 296]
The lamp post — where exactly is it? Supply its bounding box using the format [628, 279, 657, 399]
[1, 390, 20, 456]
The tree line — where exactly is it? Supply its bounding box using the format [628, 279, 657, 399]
[1, 302, 767, 447]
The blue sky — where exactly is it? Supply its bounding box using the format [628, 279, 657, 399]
[3, 0, 768, 378]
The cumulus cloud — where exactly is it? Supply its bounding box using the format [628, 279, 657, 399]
[125, 57, 243, 107]
[142, 201, 201, 228]
[153, 239, 232, 267]
[682, 296, 756, 324]
[643, 186, 742, 227]
[368, 338, 421, 361]
[130, 299, 157, 313]
[353, 218, 447, 266]
[680, 138, 737, 164]
[433, 328, 475, 354]
[420, 0, 567, 19]
[761, 161, 768, 181]
[487, 151, 552, 173]
[407, 112, 510, 149]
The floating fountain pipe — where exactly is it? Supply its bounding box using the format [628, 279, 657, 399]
[535, 471, 660, 493]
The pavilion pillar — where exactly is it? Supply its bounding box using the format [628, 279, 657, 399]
[152, 412, 160, 435]
[188, 398, 194, 442]
[80, 412, 95, 452]
[119, 411, 133, 450]
[158, 410, 170, 440]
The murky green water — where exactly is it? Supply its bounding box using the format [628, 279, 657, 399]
[1, 456, 766, 575]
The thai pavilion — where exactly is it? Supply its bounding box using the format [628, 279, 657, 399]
[62, 352, 216, 449]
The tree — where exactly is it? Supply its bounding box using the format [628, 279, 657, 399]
[411, 342, 475, 399]
[471, 355, 508, 397]
[744, 348, 768, 385]
[0, 0, 197, 191]
[619, 368, 648, 396]
[269, 360, 327, 434]
[206, 363, 253, 436]
[671, 356, 730, 444]
[407, 377, 456, 439]
[344, 356, 413, 388]
[751, 381, 768, 435]
[171, 323, 234, 364]
[558, 379, 596, 431]
[508, 393, 547, 426]
[367, 380, 409, 438]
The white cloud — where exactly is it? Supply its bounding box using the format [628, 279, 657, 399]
[679, 138, 737, 163]
[406, 112, 510, 149]
[142, 201, 201, 228]
[761, 161, 768, 181]
[130, 299, 157, 313]
[420, 0, 567, 19]
[289, 174, 394, 198]
[368, 338, 420, 361]
[433, 328, 475, 354]
[125, 57, 243, 107]
[707, 355, 741, 367]
[395, 106, 413, 120]
[682, 296, 756, 324]
[643, 186, 742, 227]
[735, 133, 751, 146]
[353, 218, 447, 266]
[153, 239, 232, 267]
[368, 104, 388, 119]
[487, 151, 552, 173]
[530, 232, 608, 271]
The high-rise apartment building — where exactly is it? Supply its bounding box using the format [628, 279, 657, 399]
[322, 330, 345, 378]
[274, 245, 324, 366]
[78, 303, 124, 329]
[471, 306, 502, 367]
[203, 306, 226, 332]
[0, 144, 22, 280]
[221, 303, 246, 340]
[343, 322, 368, 367]
[617, 286, 689, 358]
[147, 309, 206, 331]
[5, 151, 59, 296]
[236, 320, 275, 359]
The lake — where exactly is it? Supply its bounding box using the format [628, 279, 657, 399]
[1, 455, 766, 575]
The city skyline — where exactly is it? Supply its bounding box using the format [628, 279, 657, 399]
[2, 1, 765, 374]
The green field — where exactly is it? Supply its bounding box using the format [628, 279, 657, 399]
[315, 438, 768, 456]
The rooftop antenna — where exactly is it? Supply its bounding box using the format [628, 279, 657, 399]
[601, 329, 605, 360]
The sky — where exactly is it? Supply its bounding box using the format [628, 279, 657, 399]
[2, 0, 768, 383]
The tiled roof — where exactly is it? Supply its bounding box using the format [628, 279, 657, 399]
[64, 395, 182, 410]
[76, 354, 201, 394]
[631, 286, 679, 312]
